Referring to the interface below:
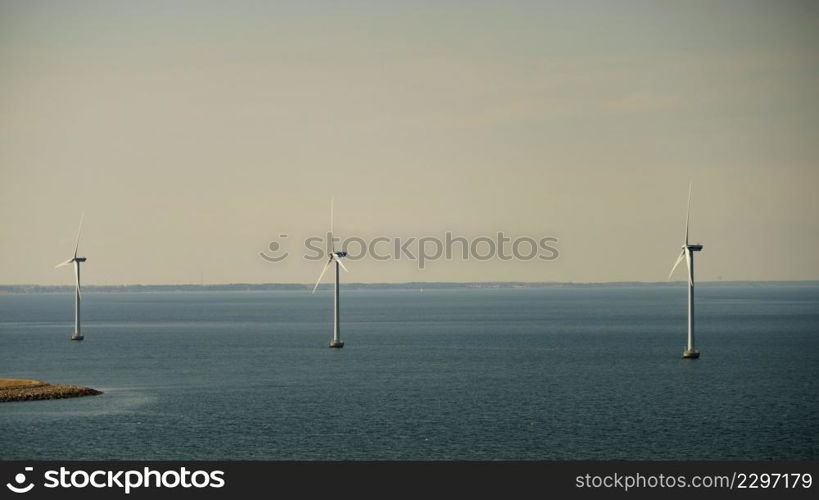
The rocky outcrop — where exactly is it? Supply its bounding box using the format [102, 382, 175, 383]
[0, 379, 102, 403]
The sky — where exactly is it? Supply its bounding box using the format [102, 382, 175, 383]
[1, 0, 818, 285]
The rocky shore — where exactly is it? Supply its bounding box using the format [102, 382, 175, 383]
[0, 378, 102, 403]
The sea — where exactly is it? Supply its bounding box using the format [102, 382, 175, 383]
[1, 284, 817, 460]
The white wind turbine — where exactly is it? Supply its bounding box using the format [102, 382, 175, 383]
[56, 214, 87, 341]
[668, 182, 703, 359]
[312, 198, 349, 348]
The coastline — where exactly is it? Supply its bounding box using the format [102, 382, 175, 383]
[1, 280, 817, 295]
[0, 378, 102, 403]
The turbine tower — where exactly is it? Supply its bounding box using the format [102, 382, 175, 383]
[668, 182, 703, 359]
[56, 214, 87, 341]
[312, 198, 349, 348]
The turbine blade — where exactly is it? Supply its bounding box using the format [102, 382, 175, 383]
[329, 197, 334, 253]
[74, 261, 82, 299]
[685, 249, 693, 287]
[685, 181, 692, 246]
[667, 249, 685, 281]
[73, 212, 85, 259]
[312, 259, 332, 294]
[335, 256, 349, 273]
[55, 258, 74, 268]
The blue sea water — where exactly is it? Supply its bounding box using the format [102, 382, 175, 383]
[1, 284, 817, 460]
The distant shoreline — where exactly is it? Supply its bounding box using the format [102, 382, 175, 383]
[0, 280, 817, 294]
[0, 379, 102, 403]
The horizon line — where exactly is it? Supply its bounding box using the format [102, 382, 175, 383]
[2, 279, 819, 289]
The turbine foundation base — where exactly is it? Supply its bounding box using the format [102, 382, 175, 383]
[329, 340, 344, 349]
[71, 334, 84, 341]
[682, 349, 699, 359]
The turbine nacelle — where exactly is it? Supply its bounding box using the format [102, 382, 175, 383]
[55, 257, 87, 268]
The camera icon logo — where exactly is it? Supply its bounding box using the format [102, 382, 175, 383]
[6, 467, 35, 494]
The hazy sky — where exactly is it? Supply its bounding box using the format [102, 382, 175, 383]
[1, 0, 817, 285]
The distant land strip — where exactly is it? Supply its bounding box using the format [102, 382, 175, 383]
[0, 378, 102, 403]
[0, 281, 816, 294]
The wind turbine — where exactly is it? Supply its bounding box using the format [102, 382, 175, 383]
[668, 182, 703, 359]
[312, 198, 349, 348]
[56, 214, 87, 341]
